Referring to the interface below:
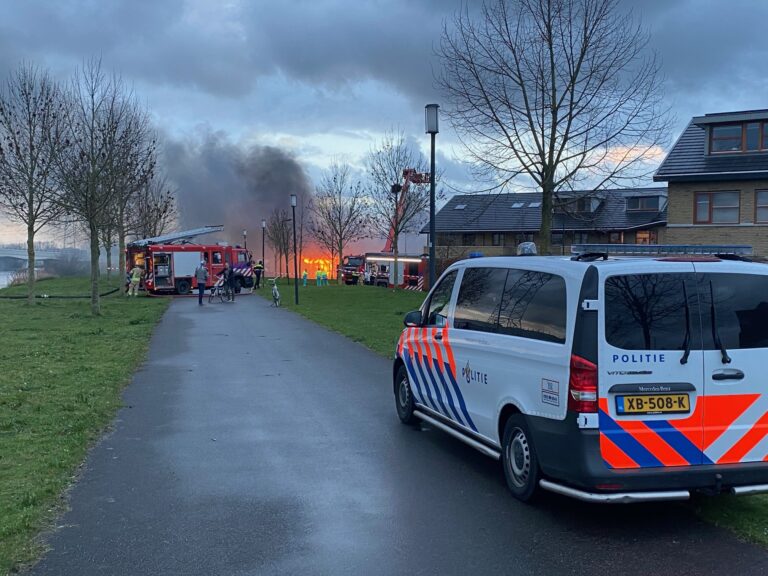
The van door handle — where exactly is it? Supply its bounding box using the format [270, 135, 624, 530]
[712, 369, 744, 381]
[434, 333, 443, 341]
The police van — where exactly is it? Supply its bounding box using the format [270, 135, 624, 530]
[393, 244, 768, 503]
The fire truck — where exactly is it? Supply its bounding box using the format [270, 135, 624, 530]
[366, 168, 430, 289]
[126, 226, 255, 295]
[339, 254, 366, 285]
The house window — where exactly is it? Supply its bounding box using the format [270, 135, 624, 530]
[551, 232, 564, 245]
[462, 233, 477, 246]
[694, 191, 740, 224]
[626, 196, 660, 211]
[574, 232, 589, 244]
[756, 190, 768, 223]
[635, 230, 657, 245]
[711, 123, 768, 154]
[609, 232, 623, 244]
[576, 197, 592, 212]
[492, 233, 504, 246]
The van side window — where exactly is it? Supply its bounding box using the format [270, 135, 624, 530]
[497, 270, 567, 343]
[425, 270, 457, 327]
[605, 273, 696, 350]
[454, 267, 508, 333]
[698, 273, 768, 350]
[212, 252, 222, 264]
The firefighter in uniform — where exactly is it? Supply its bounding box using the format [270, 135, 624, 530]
[302, 269, 308, 286]
[254, 260, 264, 289]
[128, 264, 144, 296]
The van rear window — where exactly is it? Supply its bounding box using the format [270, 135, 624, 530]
[605, 273, 695, 350]
[699, 273, 768, 350]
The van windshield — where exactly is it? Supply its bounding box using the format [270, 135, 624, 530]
[604, 273, 696, 350]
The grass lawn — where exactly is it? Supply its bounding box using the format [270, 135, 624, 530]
[255, 281, 425, 357]
[257, 280, 768, 546]
[0, 277, 169, 575]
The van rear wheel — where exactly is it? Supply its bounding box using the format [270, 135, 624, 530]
[501, 414, 540, 502]
[395, 364, 416, 424]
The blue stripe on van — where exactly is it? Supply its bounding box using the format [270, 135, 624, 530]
[413, 354, 440, 413]
[420, 354, 450, 417]
[402, 353, 427, 407]
[599, 410, 664, 468]
[444, 362, 478, 433]
[432, 358, 467, 427]
[644, 420, 712, 466]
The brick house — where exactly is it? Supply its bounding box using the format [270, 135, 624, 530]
[429, 187, 667, 260]
[654, 109, 768, 255]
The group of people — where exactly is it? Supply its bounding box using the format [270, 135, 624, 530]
[301, 269, 329, 286]
[194, 259, 266, 305]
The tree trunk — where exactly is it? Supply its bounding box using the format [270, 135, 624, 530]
[392, 233, 399, 291]
[540, 177, 554, 256]
[89, 223, 101, 316]
[103, 237, 112, 281]
[337, 241, 343, 285]
[285, 252, 290, 284]
[26, 222, 35, 305]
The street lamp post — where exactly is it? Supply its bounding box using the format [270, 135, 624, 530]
[290, 194, 299, 305]
[425, 103, 439, 289]
[261, 219, 266, 273]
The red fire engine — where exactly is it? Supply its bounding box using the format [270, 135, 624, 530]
[366, 168, 429, 289]
[126, 226, 255, 295]
[339, 254, 366, 285]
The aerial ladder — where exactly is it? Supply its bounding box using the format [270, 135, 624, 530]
[383, 169, 430, 252]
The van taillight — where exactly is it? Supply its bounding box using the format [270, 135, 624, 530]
[568, 354, 598, 413]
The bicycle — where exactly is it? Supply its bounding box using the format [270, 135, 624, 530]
[208, 278, 233, 303]
[270, 278, 281, 307]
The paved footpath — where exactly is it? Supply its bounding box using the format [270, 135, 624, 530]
[28, 293, 768, 575]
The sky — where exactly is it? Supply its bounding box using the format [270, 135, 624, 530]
[1, 0, 767, 246]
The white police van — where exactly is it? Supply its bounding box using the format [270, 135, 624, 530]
[393, 244, 768, 503]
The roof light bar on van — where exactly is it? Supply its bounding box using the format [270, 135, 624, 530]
[570, 244, 754, 256]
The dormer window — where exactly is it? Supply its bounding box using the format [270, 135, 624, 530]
[626, 196, 660, 211]
[710, 123, 768, 153]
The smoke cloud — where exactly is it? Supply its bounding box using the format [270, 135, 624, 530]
[162, 128, 312, 246]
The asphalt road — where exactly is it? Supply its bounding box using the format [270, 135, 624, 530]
[29, 292, 768, 575]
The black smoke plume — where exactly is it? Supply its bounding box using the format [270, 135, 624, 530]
[162, 128, 311, 246]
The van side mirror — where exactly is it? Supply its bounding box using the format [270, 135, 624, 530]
[404, 310, 423, 327]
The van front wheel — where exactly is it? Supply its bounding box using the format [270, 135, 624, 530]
[501, 414, 540, 502]
[395, 364, 416, 424]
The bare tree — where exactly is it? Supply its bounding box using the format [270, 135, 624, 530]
[105, 103, 156, 285]
[438, 0, 671, 254]
[266, 207, 292, 281]
[130, 173, 177, 241]
[310, 162, 369, 284]
[0, 63, 66, 302]
[366, 130, 430, 289]
[56, 58, 134, 315]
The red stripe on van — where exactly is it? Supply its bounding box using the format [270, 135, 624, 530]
[599, 433, 640, 469]
[442, 328, 457, 378]
[718, 410, 768, 464]
[611, 419, 689, 467]
[667, 399, 706, 451]
[702, 394, 759, 450]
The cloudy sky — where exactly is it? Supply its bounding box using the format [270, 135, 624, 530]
[1, 0, 767, 244]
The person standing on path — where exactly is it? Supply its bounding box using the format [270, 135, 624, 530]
[302, 269, 308, 286]
[128, 264, 144, 296]
[315, 269, 321, 287]
[195, 261, 209, 305]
